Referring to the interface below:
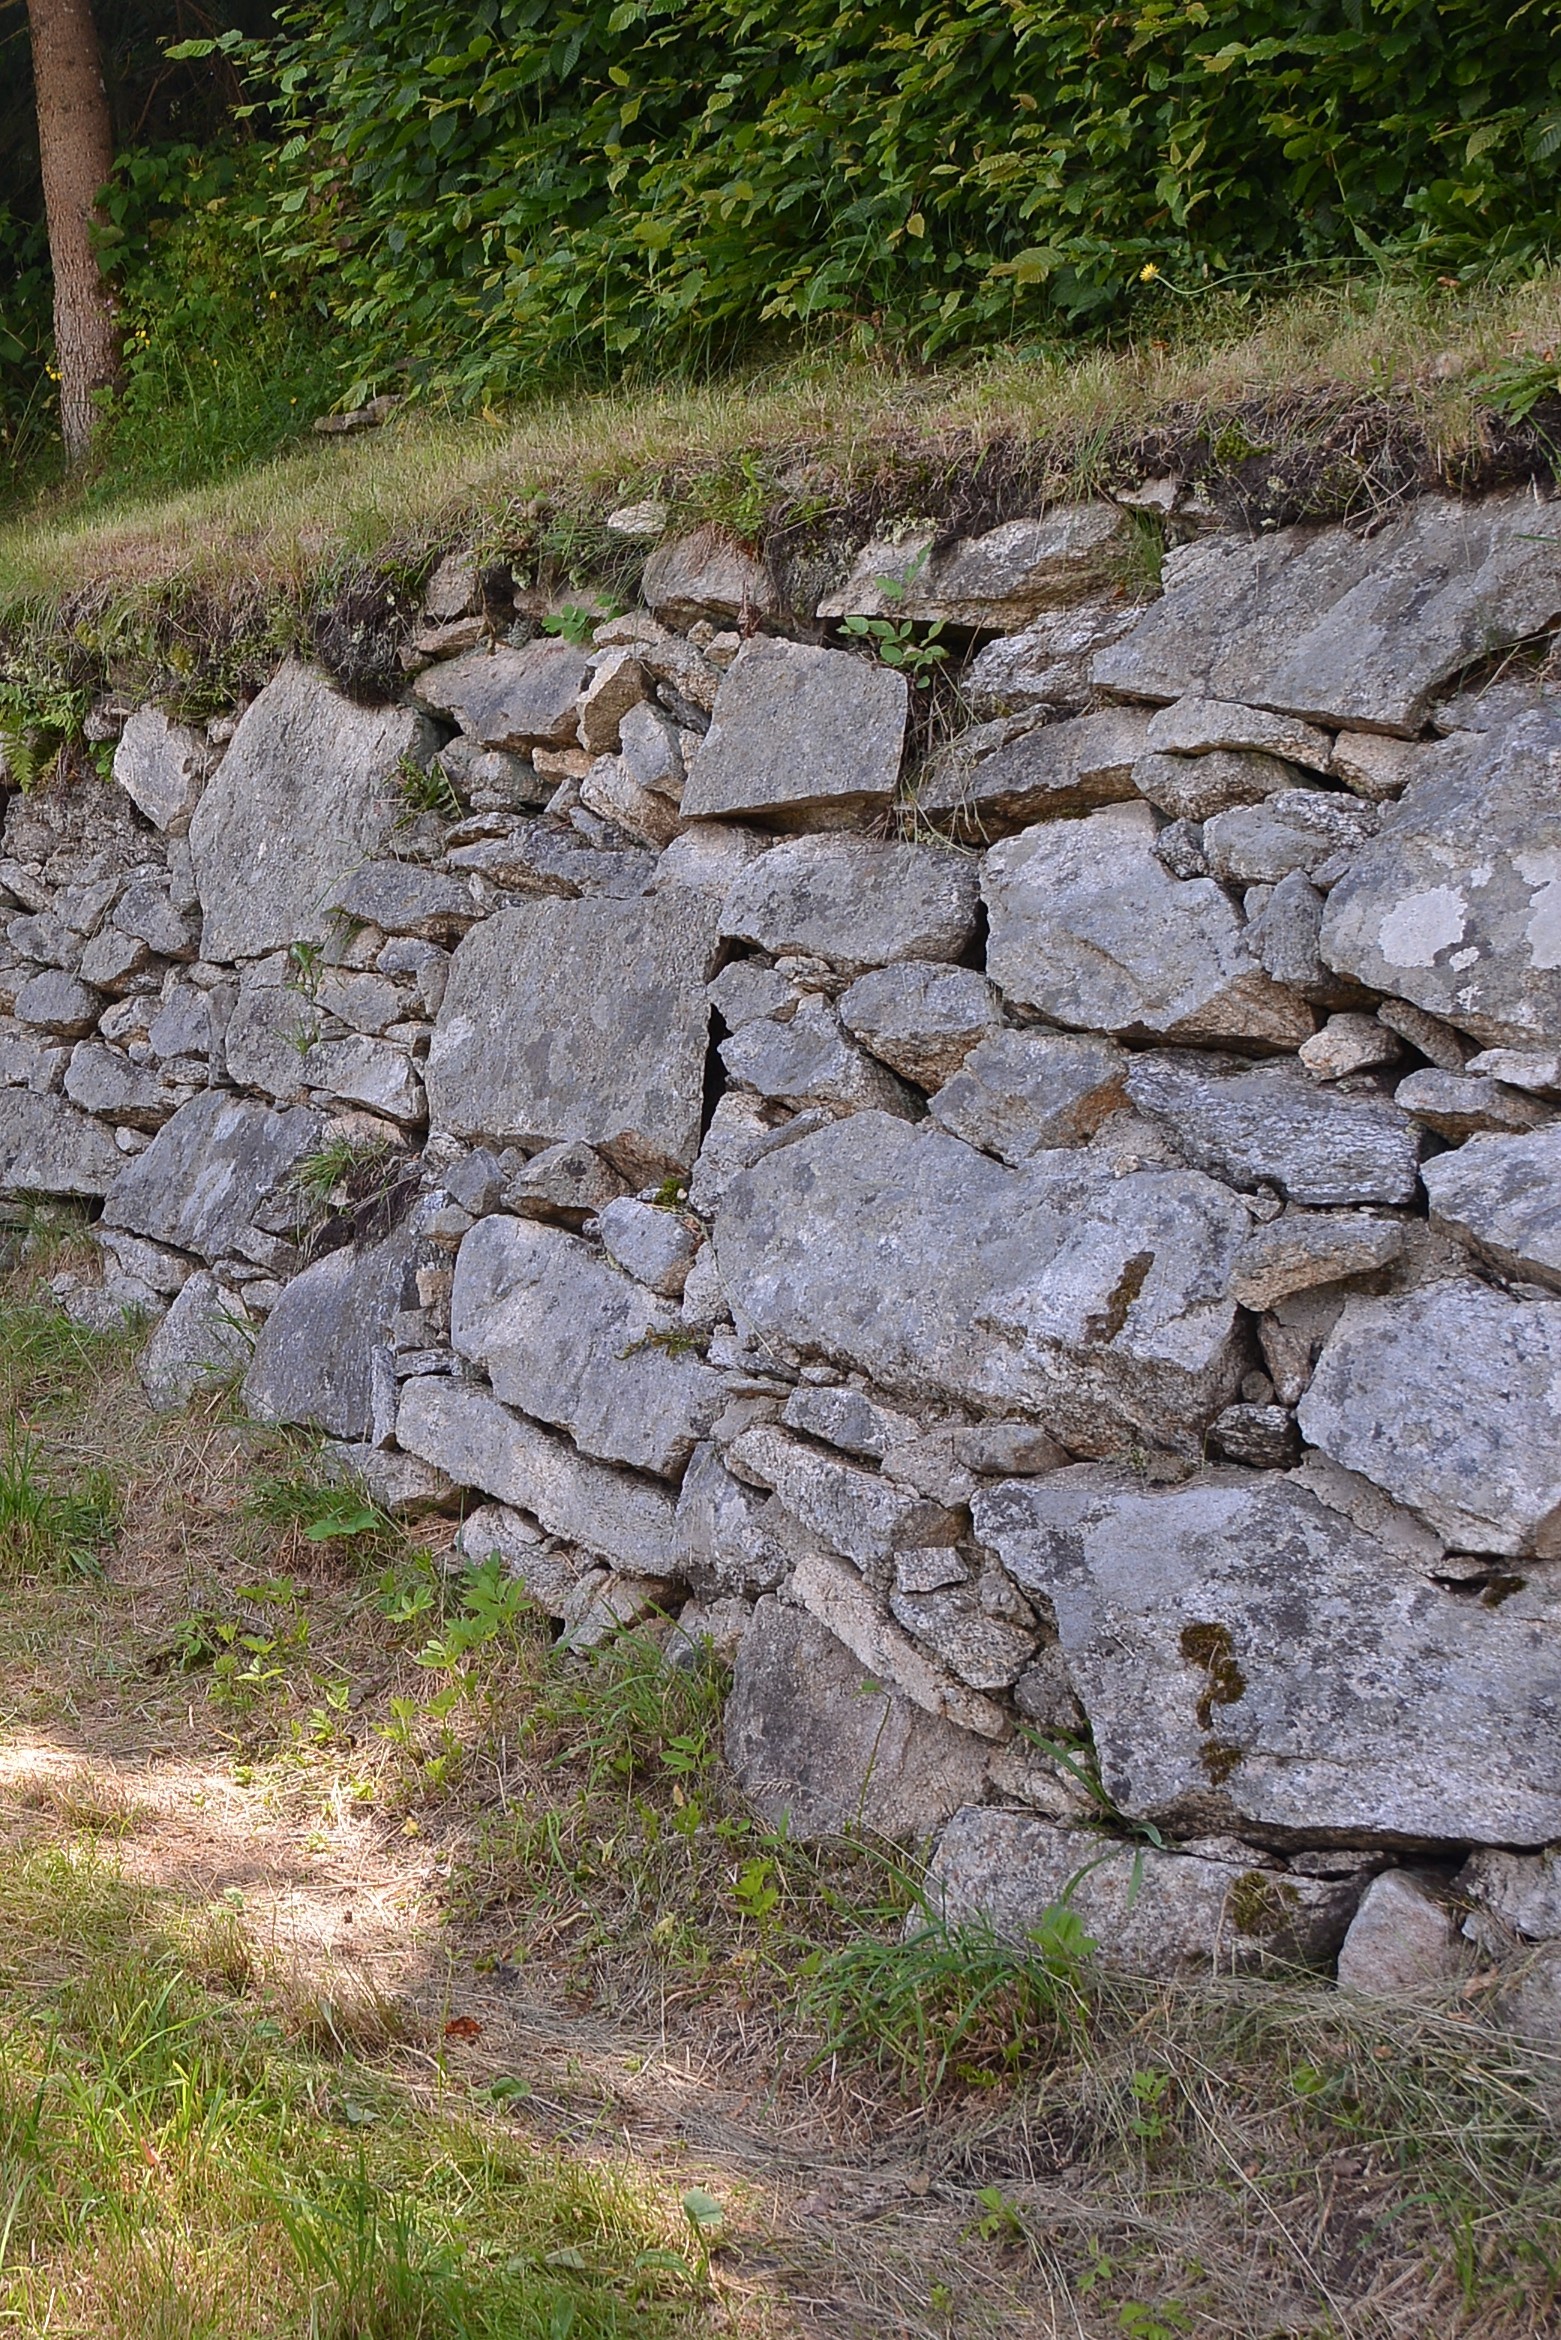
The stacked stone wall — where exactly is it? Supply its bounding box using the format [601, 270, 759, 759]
[9, 484, 1561, 2007]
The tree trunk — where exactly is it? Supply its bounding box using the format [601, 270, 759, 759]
[27, 0, 118, 463]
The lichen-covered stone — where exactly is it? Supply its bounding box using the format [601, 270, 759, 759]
[929, 1029, 1126, 1162]
[679, 637, 907, 827]
[974, 1465, 1561, 1844]
[1122, 1052, 1421, 1205]
[984, 804, 1313, 1047]
[714, 1112, 1249, 1455]
[102, 1090, 322, 1261]
[721, 834, 980, 974]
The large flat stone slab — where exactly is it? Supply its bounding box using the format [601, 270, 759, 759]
[724, 1596, 990, 1839]
[412, 640, 590, 748]
[395, 1377, 678, 1572]
[450, 1212, 727, 1478]
[1093, 494, 1561, 733]
[1123, 1051, 1421, 1205]
[1297, 1279, 1561, 1557]
[819, 507, 1131, 628]
[983, 802, 1314, 1047]
[187, 663, 430, 961]
[1421, 1125, 1561, 1291]
[720, 835, 980, 974]
[1319, 707, 1561, 1050]
[101, 1091, 322, 1262]
[914, 707, 1148, 841]
[974, 1466, 1561, 1846]
[679, 638, 907, 827]
[714, 1112, 1250, 1455]
[425, 890, 722, 1179]
[0, 1089, 124, 1196]
[243, 1226, 414, 1441]
[929, 1810, 1358, 1974]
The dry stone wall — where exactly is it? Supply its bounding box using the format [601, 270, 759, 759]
[13, 485, 1561, 2007]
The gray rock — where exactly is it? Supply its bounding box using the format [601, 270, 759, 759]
[721, 834, 980, 975]
[1320, 707, 1561, 1048]
[1421, 1126, 1561, 1291]
[1395, 1069, 1552, 1140]
[788, 1549, 1007, 1738]
[1458, 1845, 1561, 1943]
[963, 599, 1144, 719]
[444, 819, 655, 900]
[1123, 1052, 1420, 1205]
[301, 1034, 424, 1125]
[595, 1196, 701, 1297]
[707, 959, 796, 1030]
[1335, 1871, 1464, 1994]
[641, 528, 779, 628]
[1131, 748, 1298, 824]
[324, 1441, 454, 1519]
[838, 962, 1001, 1088]
[111, 878, 198, 959]
[914, 706, 1148, 840]
[724, 1597, 990, 1839]
[331, 861, 476, 941]
[673, 1440, 791, 1598]
[557, 1568, 674, 1652]
[1466, 1046, 1561, 1096]
[984, 804, 1313, 1047]
[1205, 1402, 1299, 1469]
[102, 1090, 321, 1262]
[453, 1500, 593, 1617]
[138, 1270, 251, 1411]
[975, 1465, 1561, 1844]
[1297, 1012, 1403, 1081]
[450, 1212, 726, 1477]
[63, 1042, 181, 1130]
[1093, 493, 1561, 732]
[395, 1376, 679, 1572]
[887, 1584, 1037, 1689]
[1145, 696, 1333, 771]
[680, 637, 907, 828]
[1231, 1211, 1406, 1311]
[1330, 732, 1427, 800]
[929, 1030, 1126, 1163]
[243, 1226, 414, 1440]
[781, 1382, 918, 1461]
[1497, 1941, 1561, 2047]
[1202, 789, 1379, 886]
[1258, 1286, 1349, 1406]
[1377, 996, 1472, 1070]
[503, 1139, 629, 1227]
[1244, 872, 1343, 1005]
[1297, 1280, 1561, 1556]
[818, 507, 1130, 629]
[221, 966, 312, 1100]
[578, 649, 652, 757]
[618, 699, 687, 796]
[413, 641, 591, 749]
[929, 1809, 1358, 1975]
[112, 708, 207, 834]
[649, 821, 770, 901]
[953, 1421, 1068, 1476]
[188, 664, 430, 962]
[726, 1421, 959, 1570]
[714, 1112, 1249, 1456]
[75, 927, 148, 991]
[14, 969, 100, 1038]
[719, 998, 917, 1118]
[426, 890, 722, 1179]
[0, 1088, 125, 1195]
[147, 984, 219, 1066]
[1154, 818, 1208, 881]
[314, 970, 402, 1037]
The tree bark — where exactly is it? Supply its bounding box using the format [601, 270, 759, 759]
[27, 0, 118, 462]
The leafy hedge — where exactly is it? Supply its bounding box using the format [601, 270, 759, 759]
[253, 0, 1561, 401]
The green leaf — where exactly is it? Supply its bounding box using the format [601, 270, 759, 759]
[682, 2186, 725, 2239]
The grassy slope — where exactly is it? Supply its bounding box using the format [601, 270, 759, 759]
[2, 274, 1560, 616]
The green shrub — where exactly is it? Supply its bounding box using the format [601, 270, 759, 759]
[245, 0, 1561, 404]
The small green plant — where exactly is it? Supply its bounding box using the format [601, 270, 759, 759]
[839, 554, 948, 687]
[542, 602, 612, 647]
[0, 1433, 118, 1578]
[289, 1134, 394, 1211]
[800, 1905, 1096, 2096]
[1471, 351, 1561, 424]
[397, 750, 461, 819]
[285, 938, 325, 1001]
[969, 2185, 1028, 2244]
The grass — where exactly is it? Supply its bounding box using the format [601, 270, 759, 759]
[3, 270, 1561, 621]
[0, 1220, 1556, 2334]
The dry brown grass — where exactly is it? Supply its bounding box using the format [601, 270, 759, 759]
[3, 272, 1561, 618]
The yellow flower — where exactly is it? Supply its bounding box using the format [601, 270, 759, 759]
[1139, 262, 1160, 282]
